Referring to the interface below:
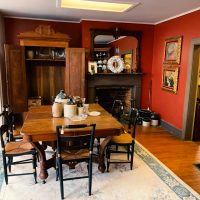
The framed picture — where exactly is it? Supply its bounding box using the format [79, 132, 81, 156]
[163, 36, 182, 64]
[121, 50, 133, 72]
[88, 61, 97, 74]
[162, 66, 179, 93]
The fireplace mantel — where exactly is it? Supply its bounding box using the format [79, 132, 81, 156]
[87, 73, 142, 108]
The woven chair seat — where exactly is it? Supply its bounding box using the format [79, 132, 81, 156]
[111, 131, 133, 144]
[107, 106, 138, 172]
[5, 141, 34, 154]
[13, 129, 21, 137]
[56, 124, 96, 199]
[61, 149, 89, 160]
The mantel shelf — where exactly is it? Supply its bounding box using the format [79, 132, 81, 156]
[87, 72, 142, 77]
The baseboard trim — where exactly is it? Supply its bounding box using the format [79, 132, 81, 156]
[160, 120, 182, 139]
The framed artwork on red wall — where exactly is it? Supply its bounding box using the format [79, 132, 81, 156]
[163, 36, 182, 64]
[162, 66, 179, 93]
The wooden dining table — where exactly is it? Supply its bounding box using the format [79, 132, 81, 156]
[21, 103, 123, 182]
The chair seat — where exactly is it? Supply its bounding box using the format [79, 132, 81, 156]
[111, 131, 133, 144]
[13, 129, 21, 137]
[5, 141, 34, 154]
[0, 111, 37, 185]
[61, 149, 89, 160]
[107, 106, 138, 172]
[56, 124, 96, 199]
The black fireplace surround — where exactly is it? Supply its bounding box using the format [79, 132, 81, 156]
[87, 73, 142, 112]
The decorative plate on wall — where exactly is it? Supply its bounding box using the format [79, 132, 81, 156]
[107, 56, 124, 73]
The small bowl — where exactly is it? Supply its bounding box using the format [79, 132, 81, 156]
[103, 59, 107, 64]
[98, 60, 102, 64]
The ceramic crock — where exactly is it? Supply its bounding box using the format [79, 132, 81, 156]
[142, 117, 151, 127]
[150, 112, 160, 126]
[52, 102, 62, 117]
[64, 104, 77, 118]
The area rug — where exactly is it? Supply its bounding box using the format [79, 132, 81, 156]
[0, 141, 199, 200]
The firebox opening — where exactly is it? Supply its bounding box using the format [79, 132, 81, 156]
[95, 86, 134, 114]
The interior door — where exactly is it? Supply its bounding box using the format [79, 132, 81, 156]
[4, 44, 27, 113]
[192, 50, 200, 141]
[65, 48, 85, 97]
[193, 100, 200, 141]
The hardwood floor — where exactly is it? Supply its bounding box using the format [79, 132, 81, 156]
[135, 125, 200, 194]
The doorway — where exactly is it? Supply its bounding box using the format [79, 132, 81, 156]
[192, 52, 200, 141]
[183, 38, 200, 140]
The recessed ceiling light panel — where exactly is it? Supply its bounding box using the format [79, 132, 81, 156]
[56, 0, 139, 12]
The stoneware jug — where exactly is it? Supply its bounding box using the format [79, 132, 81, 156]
[55, 90, 69, 108]
[52, 102, 62, 117]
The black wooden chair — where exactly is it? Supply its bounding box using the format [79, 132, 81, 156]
[106, 107, 139, 172]
[111, 99, 124, 121]
[0, 124, 37, 184]
[56, 123, 96, 199]
[1, 105, 22, 141]
[95, 99, 124, 153]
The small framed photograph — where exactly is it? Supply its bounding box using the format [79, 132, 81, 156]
[163, 36, 182, 64]
[121, 50, 133, 72]
[162, 66, 179, 94]
[88, 61, 97, 74]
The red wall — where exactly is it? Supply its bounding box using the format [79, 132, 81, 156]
[4, 18, 155, 118]
[4, 11, 200, 131]
[152, 10, 200, 130]
[81, 20, 155, 108]
[4, 18, 81, 47]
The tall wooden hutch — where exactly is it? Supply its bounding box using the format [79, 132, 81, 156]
[4, 25, 85, 113]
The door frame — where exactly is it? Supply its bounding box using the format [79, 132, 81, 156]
[182, 38, 200, 140]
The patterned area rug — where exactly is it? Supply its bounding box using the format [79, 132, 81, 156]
[0, 141, 199, 200]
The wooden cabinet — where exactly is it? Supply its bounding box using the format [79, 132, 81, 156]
[66, 48, 85, 97]
[4, 25, 85, 113]
[4, 45, 27, 113]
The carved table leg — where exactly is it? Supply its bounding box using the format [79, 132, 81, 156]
[31, 142, 49, 182]
[98, 136, 111, 173]
[31, 136, 111, 182]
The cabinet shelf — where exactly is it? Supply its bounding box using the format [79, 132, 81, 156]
[25, 58, 65, 62]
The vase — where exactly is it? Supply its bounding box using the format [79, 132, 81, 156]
[27, 50, 34, 59]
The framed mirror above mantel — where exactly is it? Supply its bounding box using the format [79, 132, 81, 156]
[90, 28, 142, 73]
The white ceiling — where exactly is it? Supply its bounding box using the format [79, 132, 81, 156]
[0, 0, 200, 24]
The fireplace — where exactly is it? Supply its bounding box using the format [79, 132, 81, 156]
[96, 86, 133, 113]
[87, 73, 142, 113]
